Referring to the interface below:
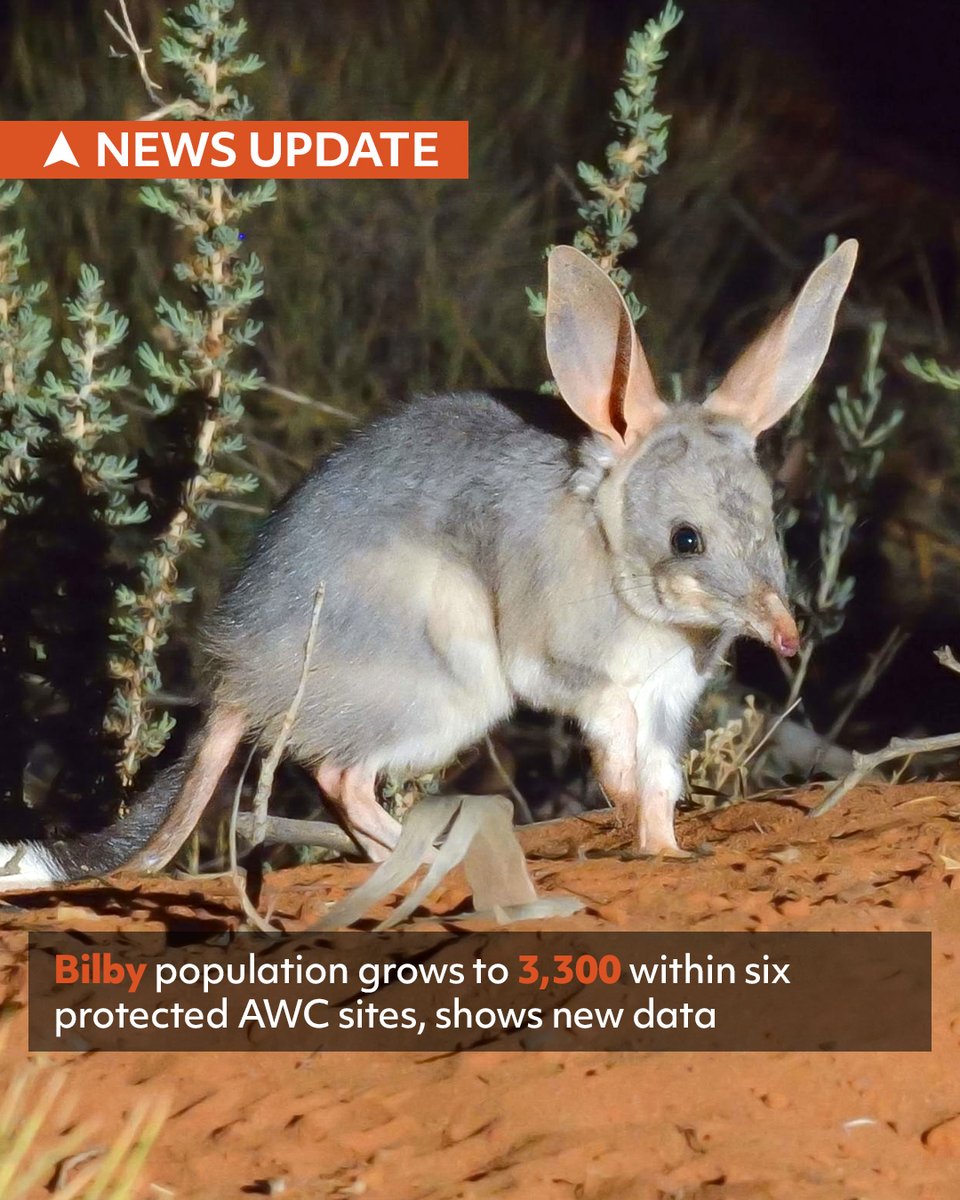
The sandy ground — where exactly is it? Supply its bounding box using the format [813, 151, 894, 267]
[2, 780, 959, 1199]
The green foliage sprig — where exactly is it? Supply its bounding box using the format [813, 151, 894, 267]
[156, 0, 264, 120]
[41, 264, 146, 526]
[106, 0, 275, 786]
[528, 1, 683, 320]
[0, 180, 52, 521]
[784, 316, 903, 707]
[573, 1, 682, 312]
[904, 353, 960, 392]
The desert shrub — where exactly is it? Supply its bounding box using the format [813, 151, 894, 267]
[0, 0, 276, 823]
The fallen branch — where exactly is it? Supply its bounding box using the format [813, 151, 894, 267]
[810, 731, 960, 818]
[234, 813, 355, 857]
[812, 644, 960, 817]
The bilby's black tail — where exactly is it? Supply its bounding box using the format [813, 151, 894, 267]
[0, 706, 246, 892]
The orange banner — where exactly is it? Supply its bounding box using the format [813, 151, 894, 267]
[0, 122, 469, 179]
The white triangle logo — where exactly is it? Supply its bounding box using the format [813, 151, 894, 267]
[43, 131, 80, 169]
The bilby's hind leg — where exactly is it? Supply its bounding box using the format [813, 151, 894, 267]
[127, 703, 248, 873]
[315, 763, 401, 863]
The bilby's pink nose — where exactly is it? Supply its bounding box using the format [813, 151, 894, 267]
[772, 616, 800, 657]
[757, 591, 800, 658]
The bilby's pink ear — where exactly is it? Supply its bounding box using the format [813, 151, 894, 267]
[545, 245, 667, 451]
[705, 240, 858, 437]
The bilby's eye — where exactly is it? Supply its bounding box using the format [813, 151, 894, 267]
[671, 524, 704, 556]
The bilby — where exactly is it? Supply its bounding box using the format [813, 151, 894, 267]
[0, 241, 857, 890]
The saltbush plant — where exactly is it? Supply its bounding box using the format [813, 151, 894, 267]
[0, 0, 272, 822]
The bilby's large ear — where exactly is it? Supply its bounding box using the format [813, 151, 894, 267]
[545, 245, 668, 450]
[704, 239, 858, 437]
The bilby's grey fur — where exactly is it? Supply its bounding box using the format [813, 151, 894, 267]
[0, 240, 857, 889]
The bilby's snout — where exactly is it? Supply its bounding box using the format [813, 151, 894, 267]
[748, 589, 800, 658]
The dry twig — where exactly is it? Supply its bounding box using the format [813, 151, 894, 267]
[228, 743, 273, 932]
[936, 645, 960, 677]
[105, 0, 163, 104]
[251, 584, 325, 845]
[826, 626, 907, 742]
[484, 735, 533, 823]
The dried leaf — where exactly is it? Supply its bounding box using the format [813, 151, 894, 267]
[893, 794, 939, 808]
[314, 796, 583, 930]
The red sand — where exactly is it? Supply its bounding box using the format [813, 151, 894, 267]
[2, 781, 959, 1198]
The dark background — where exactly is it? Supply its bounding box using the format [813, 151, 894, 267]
[649, 0, 960, 194]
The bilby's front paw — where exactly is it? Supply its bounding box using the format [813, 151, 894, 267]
[637, 838, 694, 860]
[638, 811, 690, 859]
